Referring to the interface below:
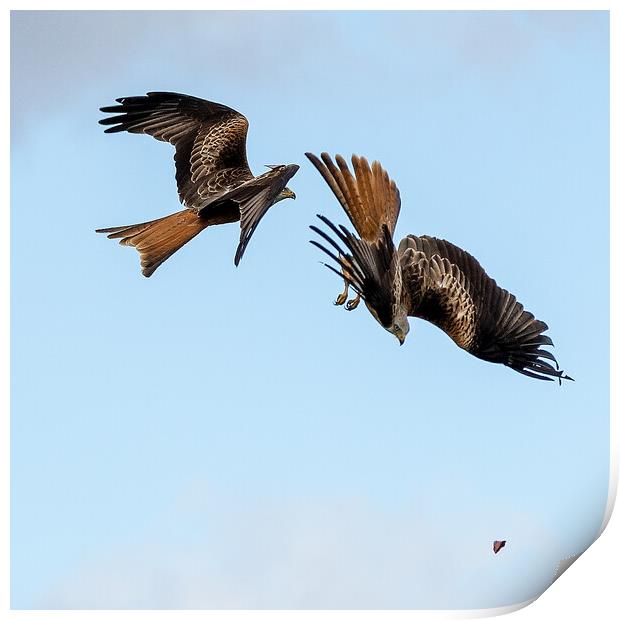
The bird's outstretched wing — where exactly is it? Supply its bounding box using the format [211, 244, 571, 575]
[99, 91, 252, 209]
[305, 152, 401, 241]
[205, 164, 300, 266]
[310, 215, 400, 327]
[398, 235, 572, 382]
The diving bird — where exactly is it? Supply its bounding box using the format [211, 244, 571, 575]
[307, 152, 572, 383]
[97, 91, 298, 276]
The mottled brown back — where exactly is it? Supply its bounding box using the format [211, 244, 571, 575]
[398, 235, 569, 381]
[99, 92, 252, 209]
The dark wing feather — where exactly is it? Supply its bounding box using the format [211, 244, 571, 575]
[201, 164, 299, 266]
[310, 215, 398, 327]
[398, 235, 572, 382]
[99, 91, 252, 208]
[305, 152, 401, 241]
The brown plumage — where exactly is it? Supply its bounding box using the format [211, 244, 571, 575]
[493, 540, 507, 554]
[305, 152, 400, 240]
[97, 92, 298, 276]
[305, 152, 400, 310]
[308, 152, 572, 383]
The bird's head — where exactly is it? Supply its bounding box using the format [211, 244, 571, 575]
[387, 309, 410, 346]
[276, 187, 296, 203]
[368, 303, 409, 345]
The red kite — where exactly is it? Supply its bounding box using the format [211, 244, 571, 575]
[97, 92, 298, 276]
[308, 152, 572, 383]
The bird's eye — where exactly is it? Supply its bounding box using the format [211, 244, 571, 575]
[394, 325, 401, 333]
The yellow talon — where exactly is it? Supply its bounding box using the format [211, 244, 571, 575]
[345, 294, 361, 311]
[334, 281, 349, 306]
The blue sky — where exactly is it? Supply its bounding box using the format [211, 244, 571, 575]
[11, 10, 609, 609]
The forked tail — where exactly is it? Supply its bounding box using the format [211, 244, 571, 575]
[96, 210, 209, 277]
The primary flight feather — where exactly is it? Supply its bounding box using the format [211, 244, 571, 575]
[307, 152, 572, 383]
[97, 91, 298, 276]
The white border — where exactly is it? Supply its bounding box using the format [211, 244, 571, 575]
[5, 2, 616, 618]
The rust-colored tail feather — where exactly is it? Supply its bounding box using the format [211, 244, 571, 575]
[96, 210, 208, 277]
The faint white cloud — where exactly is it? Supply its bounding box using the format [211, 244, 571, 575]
[11, 10, 606, 142]
[386, 11, 606, 85]
[10, 11, 340, 140]
[38, 481, 568, 609]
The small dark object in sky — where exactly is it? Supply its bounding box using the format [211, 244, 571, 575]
[493, 540, 507, 554]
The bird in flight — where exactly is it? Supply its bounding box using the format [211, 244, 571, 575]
[307, 152, 572, 383]
[97, 92, 299, 276]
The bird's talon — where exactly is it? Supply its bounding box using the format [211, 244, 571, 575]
[345, 295, 361, 311]
[334, 292, 348, 306]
